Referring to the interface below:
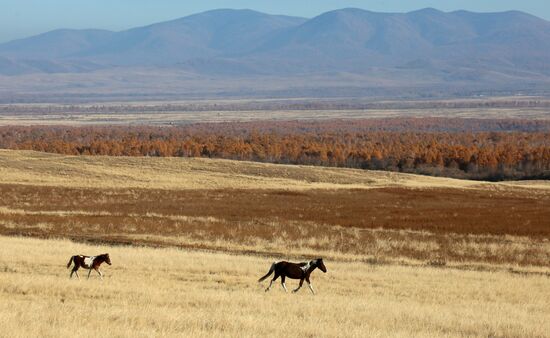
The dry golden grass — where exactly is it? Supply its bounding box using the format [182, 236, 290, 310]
[1, 150, 549, 191]
[1, 235, 549, 338]
[1, 149, 549, 268]
[1, 149, 549, 336]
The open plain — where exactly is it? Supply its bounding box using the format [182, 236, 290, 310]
[0, 149, 549, 337]
[1, 97, 549, 125]
[0, 149, 549, 268]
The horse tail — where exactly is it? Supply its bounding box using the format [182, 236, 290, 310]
[67, 255, 75, 269]
[258, 262, 276, 282]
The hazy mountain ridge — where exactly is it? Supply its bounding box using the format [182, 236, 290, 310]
[0, 8, 549, 92]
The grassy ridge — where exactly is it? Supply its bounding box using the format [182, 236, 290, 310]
[1, 149, 548, 190]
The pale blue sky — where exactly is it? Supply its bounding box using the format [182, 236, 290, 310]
[1, 0, 549, 43]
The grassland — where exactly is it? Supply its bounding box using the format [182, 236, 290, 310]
[2, 149, 549, 191]
[1, 107, 549, 126]
[0, 150, 549, 269]
[1, 235, 549, 338]
[1, 96, 550, 125]
[1, 149, 549, 336]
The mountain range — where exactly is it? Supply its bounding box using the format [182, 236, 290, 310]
[0, 8, 549, 100]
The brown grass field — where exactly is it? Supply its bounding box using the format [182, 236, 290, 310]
[0, 150, 549, 267]
[0, 150, 549, 336]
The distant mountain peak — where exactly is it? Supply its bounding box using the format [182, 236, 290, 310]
[179, 8, 306, 22]
[0, 7, 548, 86]
[409, 7, 445, 15]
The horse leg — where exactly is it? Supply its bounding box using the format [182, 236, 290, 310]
[293, 279, 304, 293]
[281, 275, 288, 293]
[306, 276, 315, 295]
[87, 268, 92, 279]
[265, 274, 279, 292]
[71, 266, 80, 280]
[265, 279, 273, 292]
[96, 268, 103, 280]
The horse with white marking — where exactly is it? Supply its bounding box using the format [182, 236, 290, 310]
[67, 253, 111, 279]
[258, 258, 327, 294]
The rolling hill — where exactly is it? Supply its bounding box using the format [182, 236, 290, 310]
[0, 149, 549, 268]
[1, 149, 549, 191]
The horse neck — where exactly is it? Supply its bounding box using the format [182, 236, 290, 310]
[306, 261, 317, 273]
[95, 255, 106, 264]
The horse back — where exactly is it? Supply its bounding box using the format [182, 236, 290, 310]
[73, 255, 94, 268]
[276, 261, 306, 279]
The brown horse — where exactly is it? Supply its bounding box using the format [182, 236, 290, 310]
[67, 254, 111, 280]
[258, 258, 327, 294]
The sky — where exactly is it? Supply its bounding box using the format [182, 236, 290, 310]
[1, 0, 549, 43]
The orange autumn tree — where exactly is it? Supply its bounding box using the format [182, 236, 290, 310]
[0, 119, 549, 181]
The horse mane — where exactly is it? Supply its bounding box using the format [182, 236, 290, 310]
[97, 253, 109, 260]
[307, 259, 321, 265]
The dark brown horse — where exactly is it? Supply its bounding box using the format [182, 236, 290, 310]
[67, 254, 111, 279]
[258, 258, 327, 294]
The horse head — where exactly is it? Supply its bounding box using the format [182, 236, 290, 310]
[103, 253, 112, 265]
[316, 258, 327, 273]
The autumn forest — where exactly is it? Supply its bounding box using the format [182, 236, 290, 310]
[1, 118, 549, 181]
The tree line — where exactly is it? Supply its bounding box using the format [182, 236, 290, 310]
[1, 118, 549, 181]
